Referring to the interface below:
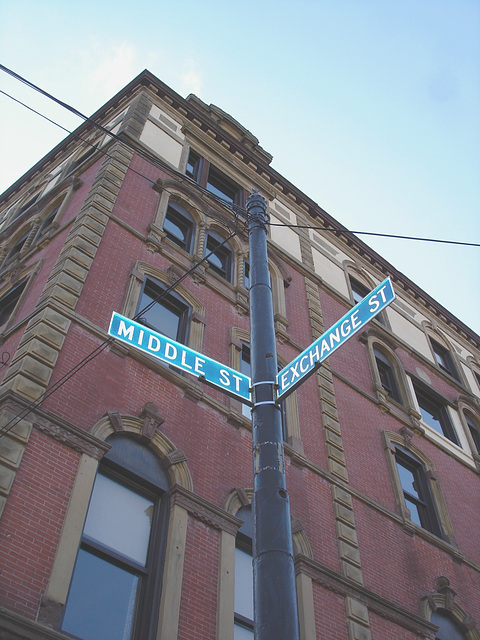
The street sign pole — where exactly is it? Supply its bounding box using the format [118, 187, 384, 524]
[246, 190, 300, 640]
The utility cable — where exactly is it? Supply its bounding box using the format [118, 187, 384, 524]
[267, 222, 480, 248]
[0, 228, 241, 439]
[2, 68, 477, 248]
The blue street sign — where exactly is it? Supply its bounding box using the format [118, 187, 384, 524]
[108, 312, 252, 404]
[277, 277, 396, 399]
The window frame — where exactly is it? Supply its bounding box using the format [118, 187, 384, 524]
[185, 148, 244, 207]
[413, 384, 459, 446]
[135, 277, 190, 344]
[61, 436, 170, 640]
[162, 202, 195, 253]
[205, 231, 234, 282]
[394, 447, 443, 538]
[429, 337, 460, 381]
[0, 279, 28, 329]
[234, 508, 254, 637]
[374, 347, 402, 404]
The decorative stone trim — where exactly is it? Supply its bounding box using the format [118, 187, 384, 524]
[169, 484, 242, 536]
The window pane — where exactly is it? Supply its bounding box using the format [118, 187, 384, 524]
[235, 547, 254, 621]
[432, 610, 466, 640]
[138, 291, 181, 340]
[395, 461, 419, 499]
[62, 549, 139, 640]
[404, 496, 422, 527]
[418, 404, 443, 435]
[234, 623, 255, 639]
[163, 206, 193, 252]
[84, 474, 153, 566]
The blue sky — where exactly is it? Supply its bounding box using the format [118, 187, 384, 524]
[1, 0, 479, 334]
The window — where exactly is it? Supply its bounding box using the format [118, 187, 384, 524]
[235, 507, 254, 638]
[243, 259, 250, 289]
[163, 203, 194, 253]
[374, 348, 401, 403]
[35, 205, 61, 240]
[185, 149, 243, 207]
[395, 448, 442, 537]
[350, 276, 385, 324]
[185, 149, 201, 181]
[465, 413, 480, 455]
[430, 338, 459, 380]
[3, 232, 29, 265]
[135, 278, 189, 343]
[431, 610, 467, 640]
[205, 231, 233, 282]
[413, 384, 459, 445]
[0, 280, 27, 327]
[61, 435, 170, 640]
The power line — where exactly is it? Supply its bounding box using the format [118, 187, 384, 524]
[2, 66, 477, 249]
[0, 228, 241, 439]
[267, 222, 480, 248]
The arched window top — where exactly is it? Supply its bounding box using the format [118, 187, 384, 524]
[105, 433, 170, 492]
[426, 331, 460, 381]
[432, 609, 468, 640]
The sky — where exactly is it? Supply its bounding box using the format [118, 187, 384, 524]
[1, 0, 479, 335]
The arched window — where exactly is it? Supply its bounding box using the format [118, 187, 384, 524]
[61, 434, 170, 640]
[234, 506, 254, 638]
[162, 202, 195, 253]
[374, 347, 402, 404]
[135, 277, 190, 344]
[205, 230, 234, 282]
[428, 335, 460, 382]
[432, 609, 468, 640]
[465, 412, 480, 455]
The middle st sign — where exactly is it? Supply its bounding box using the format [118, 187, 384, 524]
[108, 312, 252, 404]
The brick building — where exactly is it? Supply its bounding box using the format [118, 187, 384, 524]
[0, 70, 479, 640]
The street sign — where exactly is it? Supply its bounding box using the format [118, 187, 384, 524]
[108, 312, 252, 404]
[277, 277, 396, 399]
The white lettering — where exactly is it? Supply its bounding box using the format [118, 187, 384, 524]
[309, 344, 320, 367]
[320, 338, 330, 358]
[368, 294, 379, 313]
[281, 371, 290, 390]
[290, 362, 300, 381]
[148, 335, 161, 352]
[300, 355, 309, 373]
[340, 319, 351, 338]
[329, 327, 341, 349]
[350, 309, 361, 329]
[377, 285, 387, 303]
[138, 329, 144, 345]
[181, 350, 192, 370]
[232, 374, 242, 392]
[118, 320, 134, 341]
[219, 369, 231, 387]
[165, 343, 177, 361]
[194, 357, 205, 375]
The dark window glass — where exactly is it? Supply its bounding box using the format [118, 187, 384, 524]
[432, 610, 467, 640]
[206, 166, 241, 205]
[395, 448, 442, 537]
[35, 205, 61, 239]
[205, 232, 233, 282]
[465, 413, 480, 454]
[14, 195, 39, 219]
[136, 278, 189, 343]
[374, 348, 401, 403]
[430, 339, 459, 380]
[163, 204, 194, 253]
[414, 385, 459, 445]
[235, 507, 254, 638]
[186, 149, 201, 181]
[4, 233, 29, 264]
[0, 280, 27, 327]
[350, 277, 385, 324]
[243, 260, 250, 289]
[62, 435, 169, 640]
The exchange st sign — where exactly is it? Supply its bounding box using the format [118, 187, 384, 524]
[108, 312, 252, 404]
[276, 277, 395, 399]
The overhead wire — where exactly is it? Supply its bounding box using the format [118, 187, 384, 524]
[2, 64, 478, 247]
[0, 228, 242, 439]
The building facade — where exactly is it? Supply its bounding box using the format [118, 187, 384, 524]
[0, 70, 479, 640]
